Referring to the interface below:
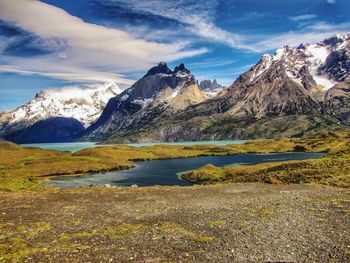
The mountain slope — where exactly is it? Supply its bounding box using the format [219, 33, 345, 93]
[100, 34, 350, 142]
[323, 76, 350, 125]
[82, 63, 207, 141]
[5, 117, 85, 144]
[0, 81, 121, 138]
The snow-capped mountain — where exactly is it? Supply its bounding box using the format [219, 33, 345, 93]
[0, 81, 121, 137]
[250, 34, 350, 93]
[219, 34, 350, 119]
[82, 62, 208, 141]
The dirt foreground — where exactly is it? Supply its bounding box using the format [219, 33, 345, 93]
[0, 183, 349, 262]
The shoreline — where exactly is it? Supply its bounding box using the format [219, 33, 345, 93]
[41, 152, 325, 188]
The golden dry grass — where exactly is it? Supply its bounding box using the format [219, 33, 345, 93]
[1, 130, 349, 191]
[183, 131, 350, 188]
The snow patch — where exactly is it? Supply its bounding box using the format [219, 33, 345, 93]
[133, 98, 153, 107]
[313, 76, 336, 90]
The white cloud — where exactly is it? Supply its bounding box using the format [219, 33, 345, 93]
[0, 0, 207, 85]
[327, 0, 336, 4]
[289, 14, 317, 21]
[0, 64, 134, 87]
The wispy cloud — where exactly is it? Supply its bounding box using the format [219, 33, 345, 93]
[327, 0, 336, 4]
[245, 21, 350, 52]
[110, 0, 248, 50]
[0, 0, 207, 85]
[289, 14, 317, 21]
[0, 65, 135, 87]
[188, 58, 236, 69]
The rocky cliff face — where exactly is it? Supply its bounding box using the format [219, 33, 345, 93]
[219, 34, 350, 119]
[82, 63, 207, 140]
[323, 77, 350, 125]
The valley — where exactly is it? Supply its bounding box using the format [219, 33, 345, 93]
[1, 129, 350, 262]
[0, 1, 349, 262]
[1, 130, 349, 191]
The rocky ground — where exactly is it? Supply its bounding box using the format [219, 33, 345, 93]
[0, 183, 349, 262]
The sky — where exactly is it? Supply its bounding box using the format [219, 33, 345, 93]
[0, 0, 349, 111]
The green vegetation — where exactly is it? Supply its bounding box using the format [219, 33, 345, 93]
[1, 130, 350, 191]
[183, 131, 350, 188]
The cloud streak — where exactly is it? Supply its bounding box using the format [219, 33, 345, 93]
[0, 0, 207, 85]
[244, 21, 350, 52]
[289, 14, 317, 21]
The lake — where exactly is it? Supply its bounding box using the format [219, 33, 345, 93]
[21, 140, 247, 152]
[44, 152, 324, 188]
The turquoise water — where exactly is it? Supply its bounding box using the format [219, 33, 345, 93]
[20, 142, 101, 152]
[44, 152, 324, 188]
[21, 140, 247, 152]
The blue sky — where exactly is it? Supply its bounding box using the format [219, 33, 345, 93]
[0, 0, 349, 111]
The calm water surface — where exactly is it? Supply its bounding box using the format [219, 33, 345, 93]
[44, 152, 324, 188]
[21, 140, 247, 152]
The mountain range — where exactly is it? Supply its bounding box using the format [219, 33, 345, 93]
[1, 34, 349, 143]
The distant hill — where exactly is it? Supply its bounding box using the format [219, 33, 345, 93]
[4, 117, 84, 144]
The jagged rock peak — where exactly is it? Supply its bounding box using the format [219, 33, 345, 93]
[145, 62, 172, 76]
[174, 63, 191, 74]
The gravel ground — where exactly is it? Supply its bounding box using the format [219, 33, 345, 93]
[0, 183, 349, 262]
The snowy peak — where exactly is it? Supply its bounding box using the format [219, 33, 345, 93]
[0, 81, 121, 136]
[174, 63, 191, 75]
[250, 33, 350, 91]
[115, 62, 195, 106]
[323, 33, 350, 48]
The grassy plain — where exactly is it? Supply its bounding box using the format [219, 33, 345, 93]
[0, 130, 349, 191]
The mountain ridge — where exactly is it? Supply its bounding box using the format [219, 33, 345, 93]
[91, 34, 350, 143]
[1, 34, 349, 143]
